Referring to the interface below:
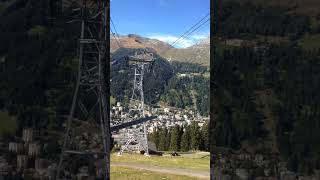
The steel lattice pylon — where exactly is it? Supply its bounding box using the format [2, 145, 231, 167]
[53, 0, 110, 179]
[117, 51, 155, 156]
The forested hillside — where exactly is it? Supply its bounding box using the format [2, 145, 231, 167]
[217, 1, 311, 39]
[212, 0, 320, 176]
[111, 49, 210, 116]
[0, 0, 81, 142]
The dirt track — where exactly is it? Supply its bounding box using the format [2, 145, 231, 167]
[112, 162, 210, 179]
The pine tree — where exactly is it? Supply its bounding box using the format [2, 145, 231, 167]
[201, 121, 209, 151]
[169, 125, 181, 151]
[181, 125, 191, 151]
[158, 127, 168, 151]
[166, 128, 172, 151]
[190, 121, 201, 150]
[148, 128, 160, 150]
[153, 128, 160, 149]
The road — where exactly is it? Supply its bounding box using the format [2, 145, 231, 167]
[112, 162, 210, 179]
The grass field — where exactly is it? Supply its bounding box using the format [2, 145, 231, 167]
[111, 166, 200, 180]
[111, 151, 210, 171]
[0, 111, 17, 137]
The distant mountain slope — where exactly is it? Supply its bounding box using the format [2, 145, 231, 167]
[111, 34, 210, 66]
[110, 34, 173, 54]
[163, 37, 210, 66]
[226, 0, 320, 17]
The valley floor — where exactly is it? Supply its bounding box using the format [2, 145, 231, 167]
[110, 152, 210, 180]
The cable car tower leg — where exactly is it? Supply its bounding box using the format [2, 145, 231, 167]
[54, 0, 110, 179]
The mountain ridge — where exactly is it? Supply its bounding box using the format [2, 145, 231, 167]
[110, 34, 210, 66]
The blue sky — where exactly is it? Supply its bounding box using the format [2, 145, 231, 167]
[110, 0, 210, 48]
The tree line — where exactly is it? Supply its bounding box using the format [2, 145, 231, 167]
[212, 41, 320, 175]
[217, 1, 311, 39]
[149, 121, 209, 152]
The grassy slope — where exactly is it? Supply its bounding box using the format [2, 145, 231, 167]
[111, 166, 200, 180]
[111, 152, 210, 171]
[164, 48, 210, 66]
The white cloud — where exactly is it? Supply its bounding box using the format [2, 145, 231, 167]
[148, 34, 193, 48]
[147, 33, 209, 48]
[191, 34, 208, 40]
